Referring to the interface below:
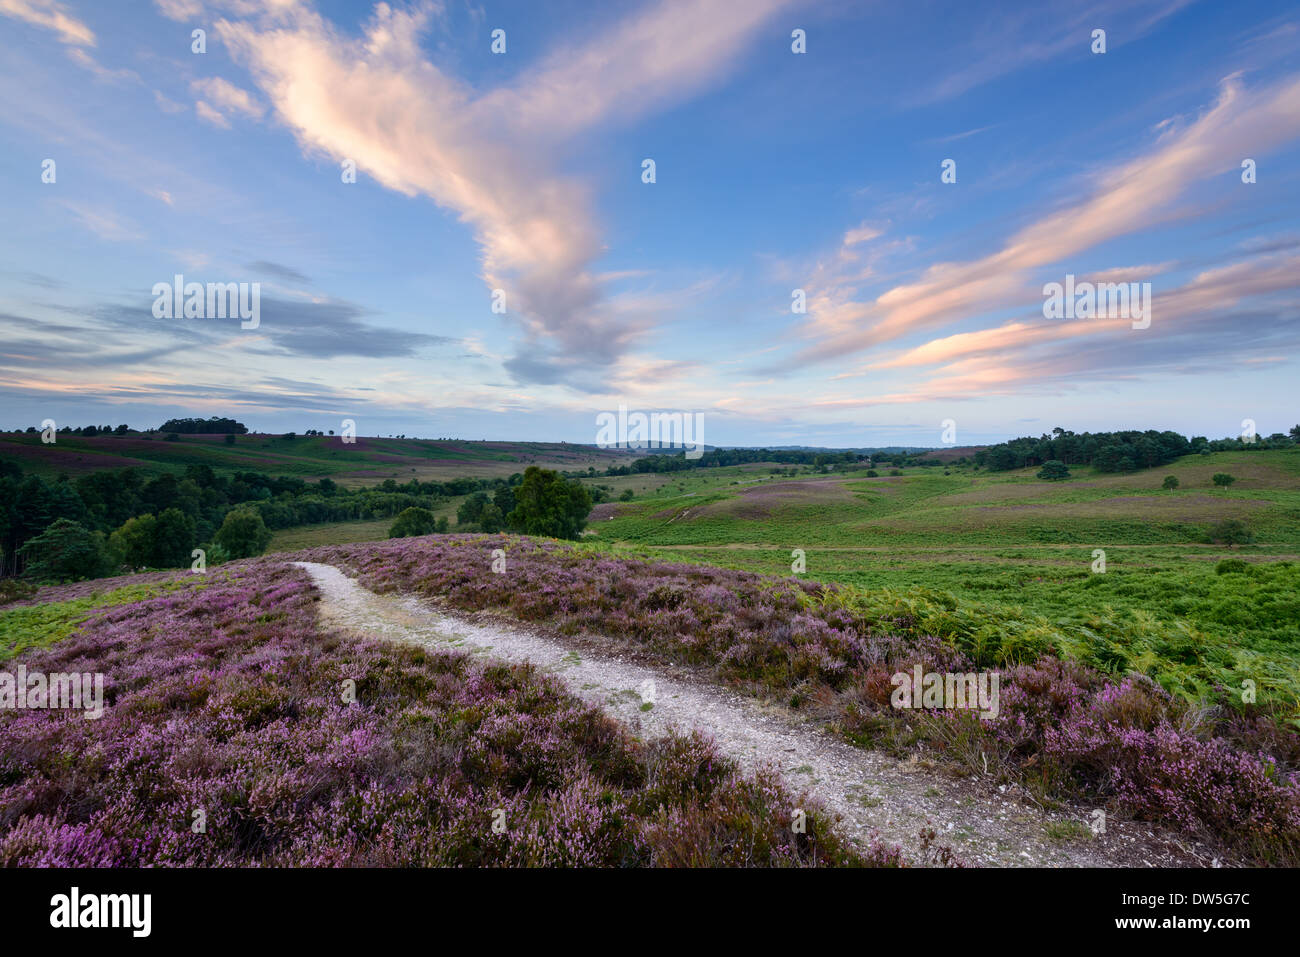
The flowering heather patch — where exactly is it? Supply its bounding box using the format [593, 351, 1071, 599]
[0, 562, 887, 867]
[297, 536, 1300, 864]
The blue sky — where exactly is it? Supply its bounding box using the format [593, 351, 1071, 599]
[1, 0, 1297, 447]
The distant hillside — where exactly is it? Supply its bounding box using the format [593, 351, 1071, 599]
[0, 432, 636, 485]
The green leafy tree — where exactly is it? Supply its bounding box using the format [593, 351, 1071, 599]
[1212, 473, 1236, 492]
[478, 503, 505, 534]
[1162, 475, 1179, 490]
[110, 514, 158, 569]
[505, 467, 593, 540]
[389, 506, 439, 538]
[19, 519, 115, 583]
[1036, 460, 1071, 481]
[214, 508, 273, 559]
[153, 508, 198, 567]
[457, 491, 491, 526]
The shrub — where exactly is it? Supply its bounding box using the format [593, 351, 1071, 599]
[866, 470, 879, 478]
[1212, 473, 1236, 491]
[1206, 519, 1254, 548]
[1036, 460, 1070, 481]
[389, 507, 439, 538]
[0, 578, 37, 605]
[1162, 475, 1179, 490]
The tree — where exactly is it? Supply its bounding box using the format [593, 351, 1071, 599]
[1162, 475, 1179, 490]
[1290, 424, 1300, 442]
[504, 466, 592, 540]
[1036, 460, 1071, 481]
[1212, 473, 1236, 492]
[457, 491, 491, 526]
[389, 507, 439, 538]
[19, 519, 115, 583]
[478, 503, 505, 534]
[153, 508, 198, 567]
[214, 508, 273, 558]
[110, 514, 158, 569]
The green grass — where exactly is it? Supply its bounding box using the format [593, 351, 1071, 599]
[268, 518, 400, 552]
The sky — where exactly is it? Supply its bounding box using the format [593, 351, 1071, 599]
[0, 0, 1297, 448]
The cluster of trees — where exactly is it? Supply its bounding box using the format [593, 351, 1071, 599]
[452, 467, 592, 539]
[980, 428, 1299, 474]
[157, 416, 249, 434]
[977, 429, 1194, 472]
[600, 447, 865, 476]
[14, 423, 131, 437]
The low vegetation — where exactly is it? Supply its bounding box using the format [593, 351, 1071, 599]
[300, 536, 1300, 865]
[0, 563, 886, 867]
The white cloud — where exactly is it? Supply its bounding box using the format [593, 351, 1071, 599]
[216, 0, 792, 381]
[792, 71, 1300, 365]
[195, 100, 231, 128]
[67, 47, 138, 83]
[190, 76, 265, 121]
[154, 0, 205, 21]
[0, 0, 95, 46]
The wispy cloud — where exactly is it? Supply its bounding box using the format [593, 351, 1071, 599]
[790, 71, 1300, 367]
[191, 75, 265, 124]
[216, 0, 792, 384]
[0, 0, 95, 46]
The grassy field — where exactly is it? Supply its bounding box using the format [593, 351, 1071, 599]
[268, 518, 401, 552]
[0, 431, 637, 486]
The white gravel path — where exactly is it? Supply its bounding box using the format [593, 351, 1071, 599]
[294, 561, 1222, 868]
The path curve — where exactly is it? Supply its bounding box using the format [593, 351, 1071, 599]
[294, 561, 1219, 868]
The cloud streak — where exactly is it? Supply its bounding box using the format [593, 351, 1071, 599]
[216, 0, 791, 384]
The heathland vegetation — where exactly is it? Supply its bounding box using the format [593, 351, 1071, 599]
[1, 422, 1297, 866]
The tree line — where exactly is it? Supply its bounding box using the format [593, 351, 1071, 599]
[974, 427, 1299, 473]
[0, 460, 525, 581]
